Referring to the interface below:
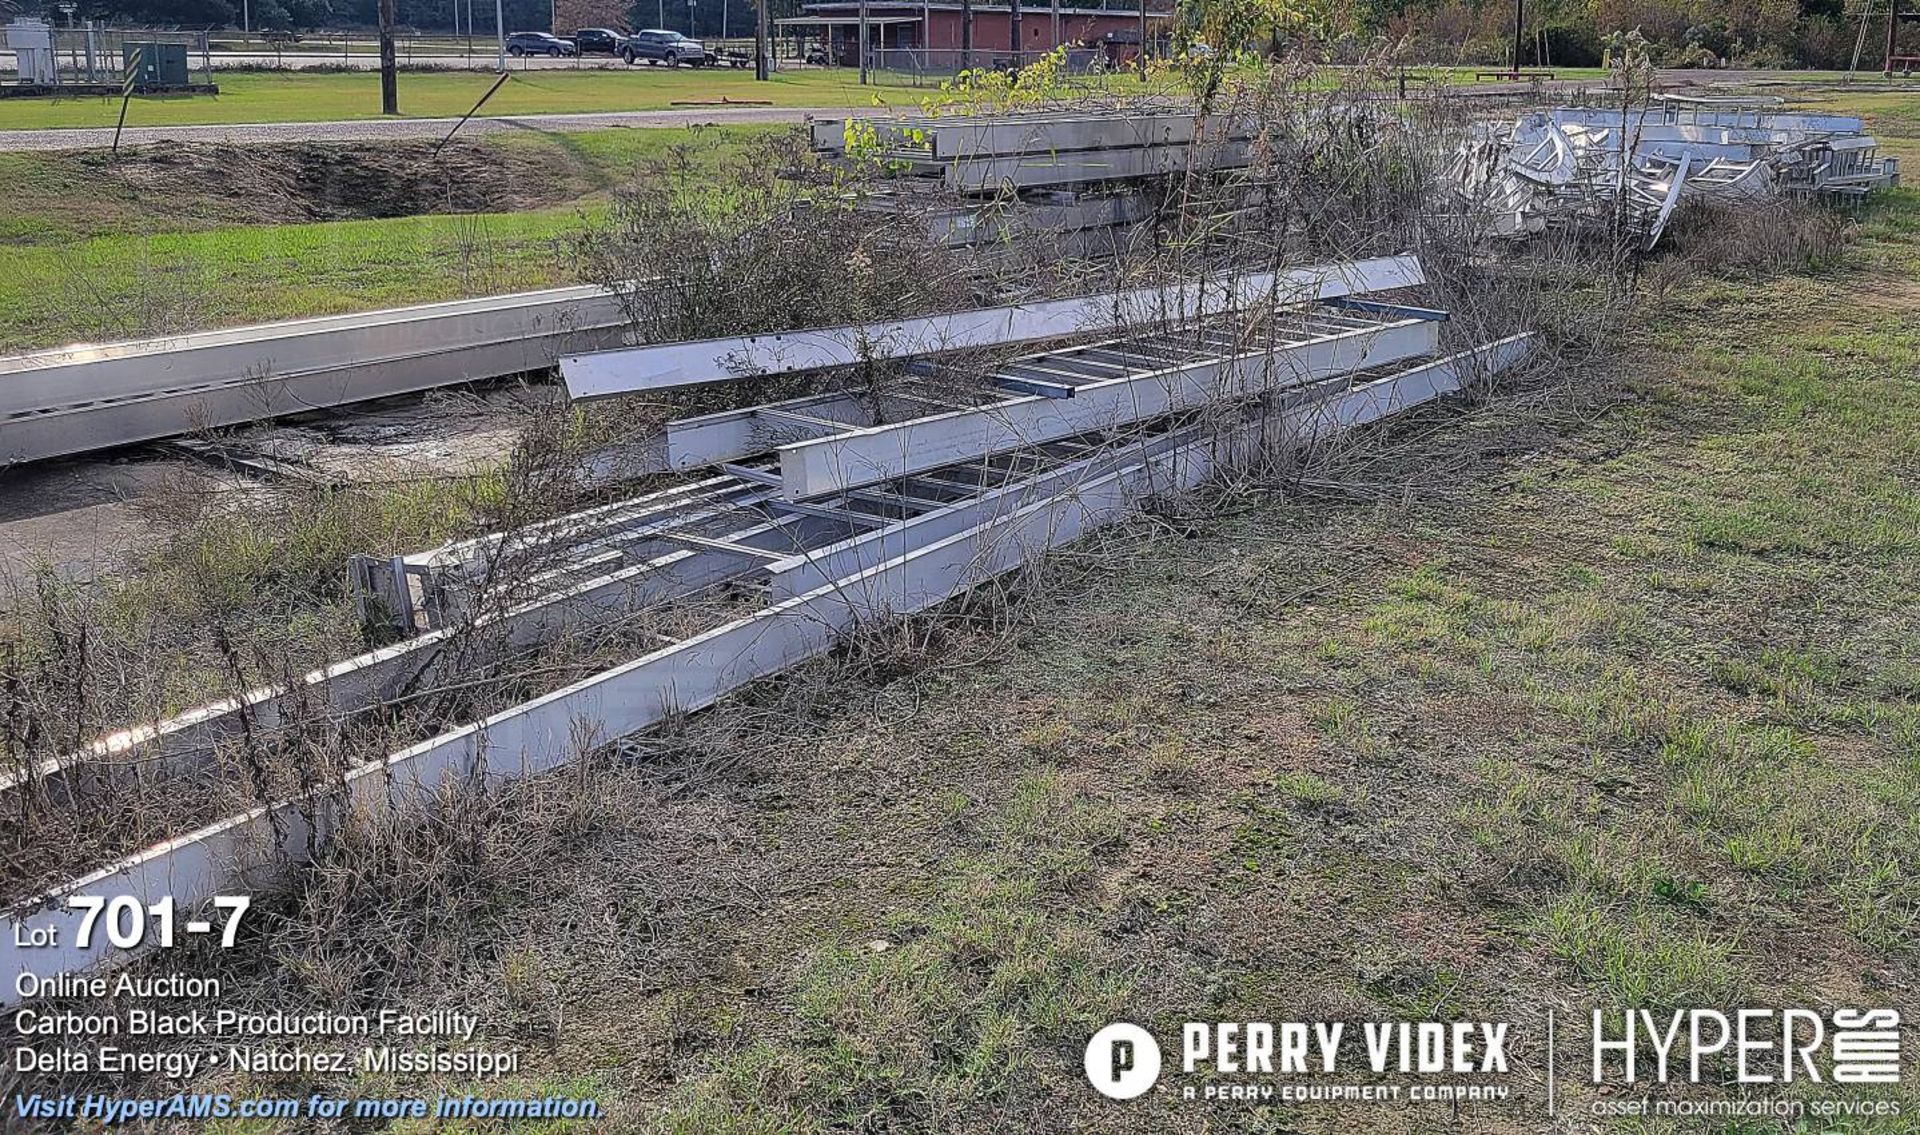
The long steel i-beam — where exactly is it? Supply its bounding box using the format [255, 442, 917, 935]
[557, 256, 1425, 400]
[0, 286, 628, 465]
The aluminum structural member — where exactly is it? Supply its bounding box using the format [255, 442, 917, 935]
[0, 259, 1432, 813]
[0, 286, 629, 466]
[0, 330, 1537, 1002]
[1460, 104, 1900, 248]
[558, 257, 1426, 400]
[18, 300, 1435, 805]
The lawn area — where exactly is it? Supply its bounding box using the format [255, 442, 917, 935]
[0, 208, 588, 350]
[2, 65, 1910, 1128]
[0, 64, 1668, 132]
[0, 124, 772, 350]
[593, 180, 1917, 1132]
[192, 106, 1919, 1131]
[0, 67, 884, 130]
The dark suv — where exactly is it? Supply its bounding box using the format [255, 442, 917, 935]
[572, 27, 626, 54]
[505, 31, 577, 56]
[621, 29, 708, 66]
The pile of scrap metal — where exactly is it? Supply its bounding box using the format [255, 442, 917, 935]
[2, 253, 1537, 996]
[1458, 99, 1901, 248]
[808, 107, 1258, 254]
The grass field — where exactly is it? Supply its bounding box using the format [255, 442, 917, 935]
[0, 68, 884, 130]
[2, 63, 1909, 133]
[1, 66, 1914, 1129]
[0, 124, 771, 349]
[519, 185, 1914, 1134]
[0, 208, 586, 349]
[129, 87, 1919, 1132]
[0, 64, 1644, 132]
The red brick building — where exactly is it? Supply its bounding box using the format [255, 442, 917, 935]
[784, 1, 1168, 67]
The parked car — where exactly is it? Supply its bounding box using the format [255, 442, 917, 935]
[621, 29, 708, 66]
[506, 31, 578, 57]
[571, 27, 627, 55]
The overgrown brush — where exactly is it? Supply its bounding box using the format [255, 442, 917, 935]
[1659, 195, 1856, 279]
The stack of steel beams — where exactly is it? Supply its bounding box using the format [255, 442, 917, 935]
[809, 107, 1259, 251]
[0, 254, 1538, 998]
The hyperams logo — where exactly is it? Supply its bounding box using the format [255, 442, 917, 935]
[1084, 1019, 1514, 1105]
[1585, 1009, 1906, 1123]
[1592, 1009, 1902, 1084]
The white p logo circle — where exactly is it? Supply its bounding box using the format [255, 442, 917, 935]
[1084, 1022, 1161, 1100]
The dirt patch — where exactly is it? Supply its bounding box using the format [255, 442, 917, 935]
[85, 136, 588, 224]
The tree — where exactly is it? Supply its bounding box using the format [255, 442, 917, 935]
[1177, 0, 1339, 53]
[378, 0, 396, 114]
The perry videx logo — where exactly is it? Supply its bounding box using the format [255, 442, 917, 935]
[1085, 1007, 1907, 1112]
[1084, 1019, 1516, 1105]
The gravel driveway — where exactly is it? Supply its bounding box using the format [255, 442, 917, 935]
[0, 105, 879, 151]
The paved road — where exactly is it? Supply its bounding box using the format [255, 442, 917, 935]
[0, 104, 879, 150]
[0, 49, 769, 71]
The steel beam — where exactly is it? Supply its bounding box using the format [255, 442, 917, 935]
[0, 453, 1189, 998]
[558, 256, 1426, 400]
[947, 140, 1256, 191]
[766, 432, 1184, 597]
[0, 334, 1536, 999]
[664, 391, 879, 470]
[776, 318, 1441, 499]
[0, 510, 828, 801]
[817, 111, 1255, 161]
[0, 286, 629, 465]
[1279, 334, 1537, 443]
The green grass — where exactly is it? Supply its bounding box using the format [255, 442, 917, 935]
[0, 62, 1675, 133]
[15, 81, 1917, 1133]
[0, 68, 886, 130]
[0, 124, 771, 350]
[0, 208, 590, 350]
[599, 105, 1917, 1126]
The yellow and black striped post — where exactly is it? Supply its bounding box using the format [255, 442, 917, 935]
[112, 46, 143, 156]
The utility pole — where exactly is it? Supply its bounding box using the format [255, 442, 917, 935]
[378, 0, 398, 113]
[495, 0, 506, 70]
[961, 0, 972, 68]
[859, 0, 869, 81]
[1886, 0, 1901, 75]
[1010, 0, 1021, 64]
[1050, 0, 1059, 52]
[1136, 0, 1145, 78]
[1511, 0, 1524, 74]
[754, 0, 769, 77]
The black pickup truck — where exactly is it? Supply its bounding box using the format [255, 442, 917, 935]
[571, 27, 627, 54]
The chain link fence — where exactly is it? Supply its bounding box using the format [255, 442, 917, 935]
[2, 22, 215, 87]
